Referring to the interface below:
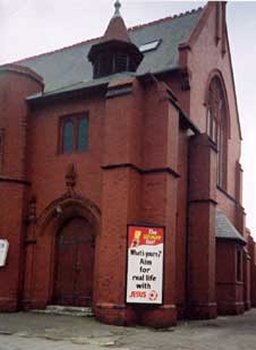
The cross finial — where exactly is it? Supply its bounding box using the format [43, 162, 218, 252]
[114, 0, 121, 17]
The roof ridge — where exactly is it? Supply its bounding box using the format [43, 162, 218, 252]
[13, 6, 203, 65]
[128, 6, 203, 32]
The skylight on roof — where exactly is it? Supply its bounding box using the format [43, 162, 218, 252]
[139, 39, 161, 53]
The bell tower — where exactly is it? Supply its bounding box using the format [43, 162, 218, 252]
[88, 1, 143, 78]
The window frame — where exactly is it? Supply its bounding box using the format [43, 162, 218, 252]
[59, 113, 89, 155]
[0, 128, 5, 172]
[206, 76, 228, 190]
[139, 39, 161, 53]
[236, 248, 242, 282]
[206, 107, 218, 144]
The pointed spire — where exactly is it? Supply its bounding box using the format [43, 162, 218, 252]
[102, 1, 130, 43]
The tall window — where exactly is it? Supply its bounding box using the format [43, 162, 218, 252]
[60, 115, 89, 154]
[206, 76, 228, 189]
[0, 129, 4, 172]
[236, 248, 242, 282]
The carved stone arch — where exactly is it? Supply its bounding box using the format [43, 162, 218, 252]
[37, 194, 101, 237]
[30, 194, 101, 307]
[204, 69, 231, 139]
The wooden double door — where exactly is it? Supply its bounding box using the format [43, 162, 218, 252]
[53, 217, 95, 306]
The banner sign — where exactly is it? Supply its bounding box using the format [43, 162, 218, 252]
[0, 239, 9, 267]
[126, 225, 164, 304]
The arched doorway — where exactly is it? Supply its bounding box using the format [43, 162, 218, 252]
[53, 217, 95, 306]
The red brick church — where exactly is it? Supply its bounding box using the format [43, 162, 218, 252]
[0, 1, 255, 327]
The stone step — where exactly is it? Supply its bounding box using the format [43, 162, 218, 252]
[31, 305, 94, 317]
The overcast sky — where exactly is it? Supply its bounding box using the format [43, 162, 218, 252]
[1, 0, 256, 237]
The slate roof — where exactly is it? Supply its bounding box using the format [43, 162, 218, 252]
[215, 209, 247, 245]
[14, 8, 202, 95]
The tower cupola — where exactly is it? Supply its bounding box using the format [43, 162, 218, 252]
[88, 1, 143, 78]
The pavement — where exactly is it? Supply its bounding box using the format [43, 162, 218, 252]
[0, 308, 256, 350]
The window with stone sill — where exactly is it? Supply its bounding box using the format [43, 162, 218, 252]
[59, 115, 89, 154]
[206, 76, 228, 189]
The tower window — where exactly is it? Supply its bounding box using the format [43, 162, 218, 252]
[93, 52, 133, 78]
[60, 115, 89, 154]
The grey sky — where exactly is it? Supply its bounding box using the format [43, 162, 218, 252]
[1, 0, 255, 237]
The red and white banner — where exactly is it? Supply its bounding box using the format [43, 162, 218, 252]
[126, 225, 164, 304]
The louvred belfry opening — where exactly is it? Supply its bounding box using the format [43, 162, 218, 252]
[88, 0, 143, 78]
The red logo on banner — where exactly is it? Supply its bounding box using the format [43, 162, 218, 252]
[148, 290, 158, 301]
[128, 227, 164, 248]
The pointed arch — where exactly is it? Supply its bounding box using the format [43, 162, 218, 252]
[205, 70, 230, 189]
[26, 194, 101, 307]
[37, 194, 101, 236]
[204, 69, 231, 138]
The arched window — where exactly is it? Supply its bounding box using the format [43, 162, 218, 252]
[206, 76, 228, 189]
[77, 117, 89, 152]
[0, 129, 4, 172]
[63, 120, 74, 154]
[60, 115, 89, 154]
